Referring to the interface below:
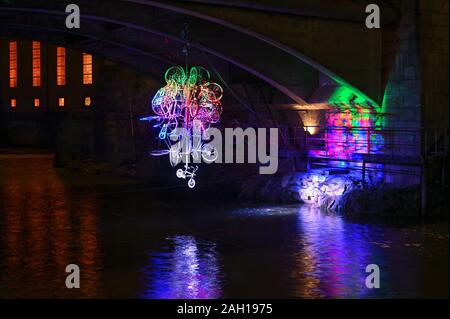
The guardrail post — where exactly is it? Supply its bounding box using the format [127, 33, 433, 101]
[362, 160, 366, 189]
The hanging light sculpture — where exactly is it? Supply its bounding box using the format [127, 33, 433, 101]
[141, 65, 223, 188]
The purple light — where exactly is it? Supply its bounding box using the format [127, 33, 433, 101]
[140, 236, 222, 299]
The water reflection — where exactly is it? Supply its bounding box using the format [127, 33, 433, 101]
[0, 155, 101, 298]
[141, 235, 221, 299]
[0, 155, 447, 298]
[292, 205, 382, 298]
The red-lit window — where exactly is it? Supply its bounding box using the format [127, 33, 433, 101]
[82, 53, 93, 84]
[10, 98, 17, 108]
[84, 97, 91, 106]
[9, 42, 17, 88]
[32, 41, 41, 87]
[58, 98, 65, 107]
[57, 47, 66, 86]
[34, 98, 40, 108]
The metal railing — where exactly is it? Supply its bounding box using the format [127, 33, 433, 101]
[276, 126, 448, 186]
[278, 125, 448, 160]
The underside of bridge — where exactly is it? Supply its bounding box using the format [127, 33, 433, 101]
[0, 0, 448, 209]
[0, 0, 400, 101]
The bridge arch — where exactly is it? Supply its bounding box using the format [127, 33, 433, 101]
[0, 0, 388, 108]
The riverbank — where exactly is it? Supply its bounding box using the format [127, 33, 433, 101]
[239, 169, 448, 222]
[4, 151, 446, 222]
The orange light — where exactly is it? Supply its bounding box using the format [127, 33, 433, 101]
[84, 97, 91, 106]
[9, 42, 17, 88]
[32, 41, 41, 87]
[10, 99, 17, 108]
[58, 98, 65, 107]
[34, 98, 40, 108]
[82, 53, 93, 85]
[56, 47, 66, 86]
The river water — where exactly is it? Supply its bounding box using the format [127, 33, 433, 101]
[0, 155, 448, 298]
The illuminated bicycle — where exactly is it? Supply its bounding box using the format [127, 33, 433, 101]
[167, 128, 219, 166]
[176, 164, 198, 189]
[141, 65, 223, 188]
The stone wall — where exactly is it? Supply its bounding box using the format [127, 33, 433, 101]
[54, 62, 158, 169]
[420, 0, 449, 136]
[0, 113, 59, 148]
[382, 0, 422, 155]
[381, 0, 448, 151]
[378, 0, 448, 187]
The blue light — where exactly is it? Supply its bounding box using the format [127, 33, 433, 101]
[140, 116, 158, 122]
[159, 125, 168, 140]
[140, 236, 222, 299]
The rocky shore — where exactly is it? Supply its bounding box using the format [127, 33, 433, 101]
[239, 169, 430, 218]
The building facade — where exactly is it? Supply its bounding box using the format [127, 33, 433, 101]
[0, 38, 98, 113]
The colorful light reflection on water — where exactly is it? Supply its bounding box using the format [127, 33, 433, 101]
[292, 205, 382, 298]
[140, 236, 222, 299]
[0, 155, 101, 298]
[0, 156, 447, 298]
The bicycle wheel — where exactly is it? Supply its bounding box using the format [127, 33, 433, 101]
[188, 178, 196, 188]
[209, 108, 221, 123]
[151, 89, 166, 115]
[188, 66, 198, 86]
[165, 66, 186, 84]
[202, 144, 218, 163]
[206, 83, 223, 103]
[195, 66, 210, 83]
